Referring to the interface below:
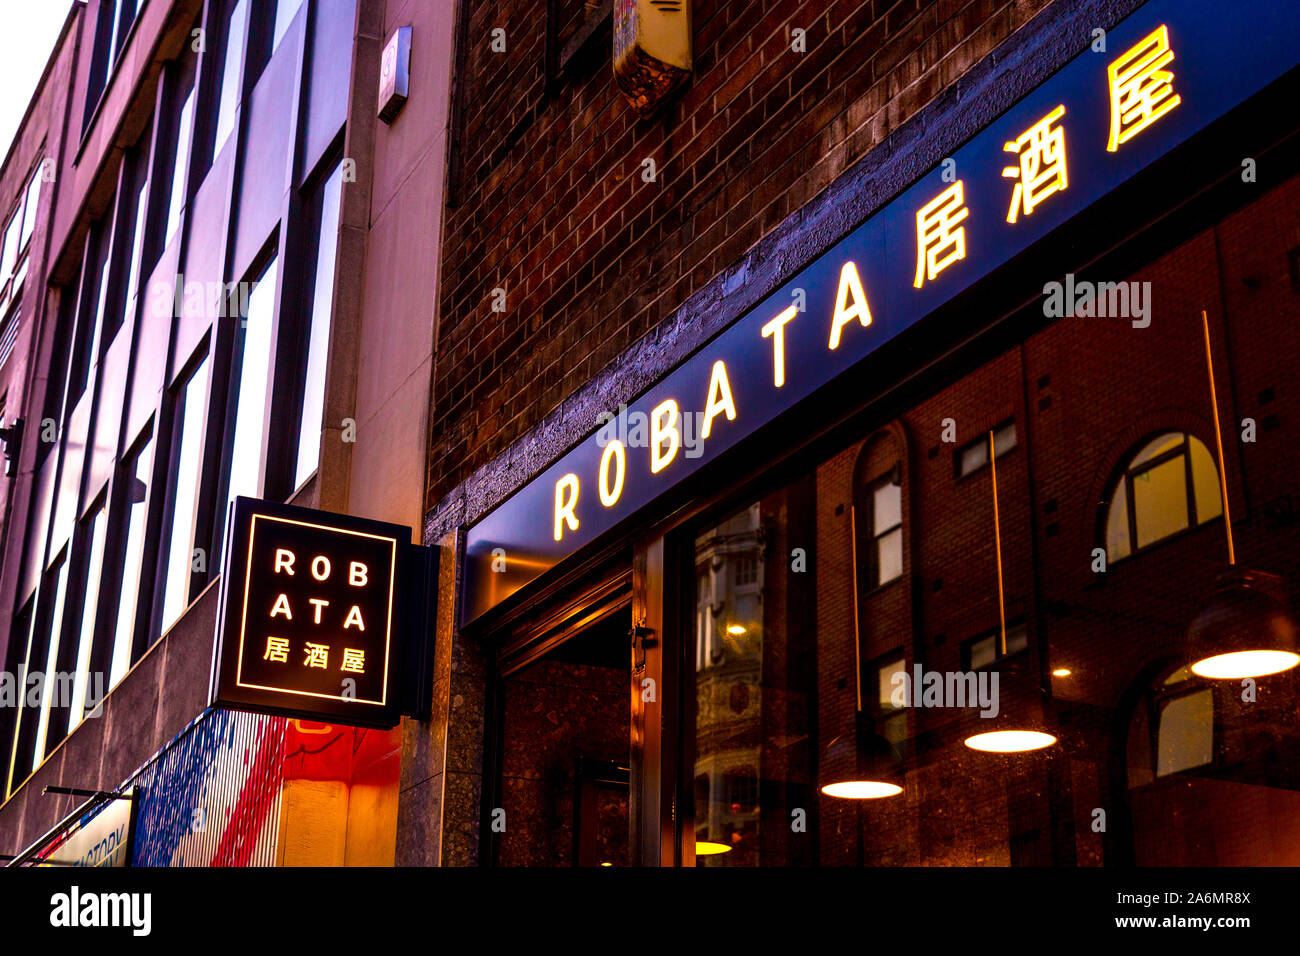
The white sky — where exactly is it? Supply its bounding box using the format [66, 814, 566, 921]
[0, 1, 78, 165]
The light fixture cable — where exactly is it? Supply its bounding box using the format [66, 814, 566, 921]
[1202, 309, 1235, 565]
[990, 430, 1007, 656]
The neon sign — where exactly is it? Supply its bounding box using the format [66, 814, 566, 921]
[461, 0, 1300, 625]
[212, 498, 424, 727]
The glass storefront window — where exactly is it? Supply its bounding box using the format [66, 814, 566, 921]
[690, 481, 818, 866]
[682, 411, 1299, 865]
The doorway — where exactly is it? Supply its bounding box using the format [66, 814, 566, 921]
[492, 605, 632, 866]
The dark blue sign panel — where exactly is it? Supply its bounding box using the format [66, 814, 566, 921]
[462, 0, 1300, 625]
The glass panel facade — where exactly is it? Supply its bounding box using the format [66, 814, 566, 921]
[225, 257, 278, 510]
[295, 163, 343, 488]
[213, 0, 249, 155]
[68, 508, 109, 731]
[160, 358, 211, 634]
[274, 0, 305, 50]
[110, 434, 155, 687]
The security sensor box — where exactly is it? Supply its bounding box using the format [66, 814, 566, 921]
[378, 26, 412, 124]
[613, 0, 692, 117]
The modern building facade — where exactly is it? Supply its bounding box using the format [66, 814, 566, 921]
[0, 0, 453, 865]
[3, 0, 1299, 870]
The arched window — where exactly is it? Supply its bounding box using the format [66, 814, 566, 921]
[1126, 665, 1213, 789]
[1104, 431, 1222, 562]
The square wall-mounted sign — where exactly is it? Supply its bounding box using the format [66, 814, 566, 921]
[211, 497, 419, 728]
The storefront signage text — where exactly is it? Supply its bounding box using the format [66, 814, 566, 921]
[212, 498, 411, 727]
[462, 0, 1300, 624]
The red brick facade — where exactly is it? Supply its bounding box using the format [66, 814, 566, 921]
[430, 0, 1057, 510]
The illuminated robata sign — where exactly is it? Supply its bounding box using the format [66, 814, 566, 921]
[461, 0, 1300, 625]
[212, 498, 423, 727]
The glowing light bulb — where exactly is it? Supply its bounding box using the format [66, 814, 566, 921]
[694, 841, 733, 855]
[820, 780, 903, 799]
[963, 730, 1056, 753]
[1191, 649, 1300, 679]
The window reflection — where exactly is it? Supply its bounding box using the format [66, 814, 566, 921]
[224, 257, 278, 512]
[213, 0, 249, 155]
[295, 163, 344, 488]
[688, 425, 1300, 865]
[160, 358, 210, 634]
[68, 507, 109, 732]
[1105, 431, 1222, 562]
[31, 555, 70, 768]
[110, 433, 154, 686]
[692, 482, 818, 866]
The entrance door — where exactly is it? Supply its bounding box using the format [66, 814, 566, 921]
[491, 600, 632, 866]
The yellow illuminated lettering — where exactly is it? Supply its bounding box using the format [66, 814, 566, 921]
[1002, 105, 1068, 223]
[349, 562, 368, 587]
[598, 440, 625, 507]
[343, 606, 366, 631]
[310, 555, 331, 581]
[309, 597, 329, 624]
[701, 361, 737, 439]
[341, 649, 366, 674]
[304, 643, 330, 668]
[273, 549, 295, 575]
[263, 636, 290, 663]
[269, 593, 293, 620]
[1106, 25, 1180, 152]
[554, 473, 580, 541]
[827, 261, 872, 350]
[761, 306, 797, 387]
[914, 181, 968, 288]
[650, 399, 680, 473]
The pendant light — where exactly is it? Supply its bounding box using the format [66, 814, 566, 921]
[1187, 312, 1300, 679]
[963, 429, 1057, 753]
[818, 504, 904, 799]
[820, 711, 904, 798]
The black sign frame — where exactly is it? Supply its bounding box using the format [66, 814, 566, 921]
[210, 497, 432, 728]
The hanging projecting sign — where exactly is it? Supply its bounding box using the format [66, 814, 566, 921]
[212, 498, 428, 728]
[462, 0, 1300, 626]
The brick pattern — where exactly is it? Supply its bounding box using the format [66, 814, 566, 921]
[430, 0, 1055, 511]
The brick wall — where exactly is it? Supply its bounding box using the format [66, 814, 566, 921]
[430, 0, 1058, 511]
